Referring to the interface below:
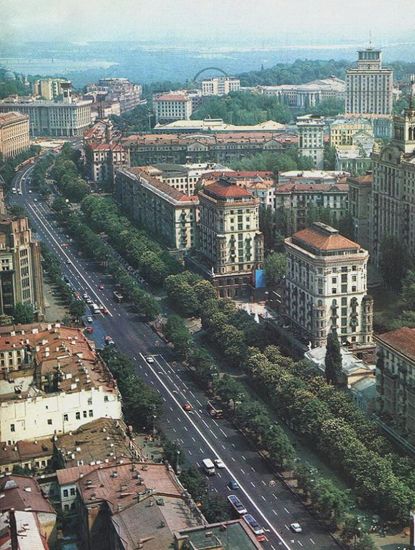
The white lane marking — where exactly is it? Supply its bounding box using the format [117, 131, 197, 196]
[212, 419, 219, 426]
[242, 455, 246, 460]
[309, 539, 315, 545]
[222, 445, 226, 450]
[192, 437, 196, 442]
[261, 495, 266, 501]
[188, 450, 192, 455]
[137, 352, 292, 550]
[220, 429, 227, 437]
[272, 509, 278, 516]
[197, 400, 202, 406]
[298, 542, 303, 547]
[209, 429, 218, 439]
[251, 467, 256, 472]
[240, 469, 245, 474]
[262, 480, 266, 485]
[273, 494, 278, 500]
[217, 472, 221, 478]
[284, 507, 290, 514]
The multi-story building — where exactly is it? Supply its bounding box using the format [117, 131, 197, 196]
[31, 78, 68, 100]
[274, 182, 349, 232]
[85, 78, 143, 113]
[345, 47, 394, 116]
[84, 143, 128, 183]
[278, 170, 348, 185]
[284, 222, 373, 347]
[329, 117, 374, 147]
[153, 92, 193, 124]
[153, 118, 285, 134]
[0, 112, 30, 159]
[0, 324, 122, 443]
[83, 119, 114, 147]
[201, 76, 241, 95]
[115, 167, 198, 251]
[0, 87, 92, 137]
[256, 76, 346, 108]
[335, 145, 373, 176]
[297, 114, 325, 169]
[371, 99, 415, 264]
[0, 212, 45, 320]
[348, 173, 372, 252]
[190, 178, 264, 298]
[123, 132, 285, 166]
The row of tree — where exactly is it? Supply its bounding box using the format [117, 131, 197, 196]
[230, 145, 315, 174]
[31, 154, 55, 197]
[51, 143, 90, 203]
[0, 145, 41, 188]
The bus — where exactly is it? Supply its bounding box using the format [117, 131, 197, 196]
[202, 458, 215, 476]
[243, 514, 265, 541]
[90, 303, 100, 315]
[227, 495, 247, 516]
[207, 400, 223, 419]
[113, 290, 124, 303]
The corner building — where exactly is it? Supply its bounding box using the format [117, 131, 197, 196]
[284, 222, 373, 348]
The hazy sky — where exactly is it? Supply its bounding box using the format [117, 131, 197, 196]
[1, 0, 415, 45]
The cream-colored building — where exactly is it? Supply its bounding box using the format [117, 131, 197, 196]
[153, 93, 193, 124]
[116, 167, 198, 251]
[191, 179, 264, 298]
[0, 112, 30, 159]
[284, 222, 373, 348]
[375, 327, 415, 435]
[297, 114, 325, 169]
[348, 173, 372, 252]
[0, 324, 122, 444]
[371, 99, 415, 264]
[31, 78, 68, 100]
[84, 143, 128, 183]
[330, 117, 374, 147]
[345, 47, 393, 116]
[201, 76, 241, 95]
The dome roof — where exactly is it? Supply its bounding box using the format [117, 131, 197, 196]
[4, 71, 16, 80]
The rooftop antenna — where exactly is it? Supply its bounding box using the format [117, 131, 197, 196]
[368, 31, 372, 47]
[410, 76, 414, 111]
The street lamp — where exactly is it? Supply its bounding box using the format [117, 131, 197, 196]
[176, 450, 181, 474]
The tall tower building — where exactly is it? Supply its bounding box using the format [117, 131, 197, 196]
[371, 89, 415, 264]
[297, 115, 325, 169]
[345, 47, 393, 115]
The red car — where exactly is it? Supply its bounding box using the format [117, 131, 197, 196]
[183, 403, 192, 411]
[85, 327, 94, 333]
[102, 307, 109, 315]
[99, 284, 105, 290]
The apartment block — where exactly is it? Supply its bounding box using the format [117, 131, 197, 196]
[345, 47, 393, 115]
[284, 222, 373, 347]
[329, 117, 374, 147]
[297, 114, 325, 169]
[201, 76, 241, 95]
[153, 92, 193, 124]
[348, 173, 372, 252]
[0, 112, 30, 159]
[31, 78, 68, 100]
[84, 143, 128, 183]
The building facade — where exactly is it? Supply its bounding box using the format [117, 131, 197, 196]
[153, 93, 193, 124]
[345, 47, 394, 115]
[116, 167, 198, 251]
[0, 112, 30, 159]
[284, 222, 373, 347]
[274, 182, 349, 233]
[297, 115, 325, 169]
[84, 143, 128, 183]
[329, 117, 374, 147]
[0, 213, 45, 320]
[348, 173, 372, 252]
[201, 76, 241, 95]
[335, 145, 373, 176]
[371, 100, 415, 264]
[153, 118, 285, 134]
[31, 78, 68, 101]
[123, 132, 285, 166]
[375, 327, 415, 435]
[192, 179, 264, 298]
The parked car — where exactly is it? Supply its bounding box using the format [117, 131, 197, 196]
[290, 523, 302, 533]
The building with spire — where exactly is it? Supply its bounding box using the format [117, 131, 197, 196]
[371, 83, 415, 264]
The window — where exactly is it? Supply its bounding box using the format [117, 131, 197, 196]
[48, 419, 52, 425]
[341, 274, 347, 283]
[352, 286, 357, 292]
[63, 489, 69, 498]
[332, 288, 337, 294]
[89, 410, 93, 417]
[75, 412, 80, 420]
[332, 277, 337, 284]
[70, 488, 76, 496]
[63, 414, 68, 422]
[341, 284, 347, 293]
[341, 297, 347, 305]
[10, 424, 15, 433]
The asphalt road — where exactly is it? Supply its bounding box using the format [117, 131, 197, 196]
[9, 167, 340, 550]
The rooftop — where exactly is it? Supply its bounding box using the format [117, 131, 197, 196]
[153, 118, 285, 133]
[175, 520, 262, 550]
[122, 132, 288, 147]
[204, 179, 254, 200]
[155, 94, 190, 102]
[0, 112, 29, 125]
[276, 182, 349, 193]
[0, 510, 49, 550]
[0, 439, 53, 467]
[376, 327, 415, 363]
[0, 474, 56, 515]
[291, 222, 361, 253]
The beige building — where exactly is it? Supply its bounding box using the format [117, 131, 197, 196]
[371, 99, 415, 264]
[85, 143, 128, 183]
[284, 222, 373, 348]
[190, 179, 264, 298]
[153, 92, 193, 124]
[330, 117, 374, 147]
[335, 145, 373, 176]
[116, 167, 198, 251]
[31, 78, 68, 100]
[348, 173, 372, 252]
[0, 112, 30, 159]
[345, 47, 393, 116]
[0, 324, 122, 444]
[0, 212, 45, 320]
[201, 76, 241, 95]
[375, 327, 415, 435]
[274, 182, 349, 233]
[297, 114, 325, 169]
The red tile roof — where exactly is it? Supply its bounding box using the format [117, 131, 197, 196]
[155, 94, 189, 102]
[124, 167, 198, 203]
[205, 181, 253, 199]
[376, 327, 415, 362]
[0, 475, 55, 515]
[292, 223, 360, 251]
[347, 174, 372, 184]
[276, 183, 349, 193]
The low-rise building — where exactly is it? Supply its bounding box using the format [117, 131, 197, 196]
[274, 182, 349, 232]
[201, 76, 241, 95]
[375, 327, 415, 435]
[123, 132, 285, 166]
[0, 112, 30, 159]
[284, 222, 373, 347]
[0, 323, 122, 443]
[153, 118, 285, 134]
[0, 438, 53, 475]
[348, 173, 372, 252]
[116, 167, 199, 251]
[335, 145, 372, 175]
[84, 143, 128, 183]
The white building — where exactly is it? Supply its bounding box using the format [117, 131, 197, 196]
[153, 92, 193, 124]
[201, 76, 241, 96]
[345, 47, 393, 116]
[297, 115, 325, 169]
[284, 222, 373, 348]
[0, 324, 122, 444]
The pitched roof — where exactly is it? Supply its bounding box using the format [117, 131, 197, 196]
[292, 222, 360, 251]
[155, 94, 189, 102]
[376, 327, 415, 362]
[204, 180, 253, 199]
[276, 183, 349, 193]
[124, 167, 198, 203]
[0, 475, 55, 515]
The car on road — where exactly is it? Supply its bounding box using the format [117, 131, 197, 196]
[86, 298, 93, 304]
[99, 284, 105, 290]
[104, 336, 115, 346]
[290, 523, 302, 533]
[83, 293, 89, 299]
[214, 459, 225, 468]
[229, 480, 239, 490]
[227, 495, 247, 516]
[102, 307, 109, 315]
[146, 356, 154, 363]
[33, 198, 38, 202]
[18, 191, 22, 195]
[87, 316, 93, 323]
[66, 260, 72, 265]
[85, 327, 94, 333]
[183, 403, 192, 411]
[74, 293, 81, 300]
[28, 190, 32, 194]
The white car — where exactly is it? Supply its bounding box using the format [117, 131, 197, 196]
[214, 459, 225, 469]
[18, 191, 22, 195]
[146, 356, 154, 363]
[83, 293, 89, 299]
[87, 316, 93, 323]
[290, 523, 302, 533]
[33, 198, 38, 202]
[28, 190, 32, 194]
